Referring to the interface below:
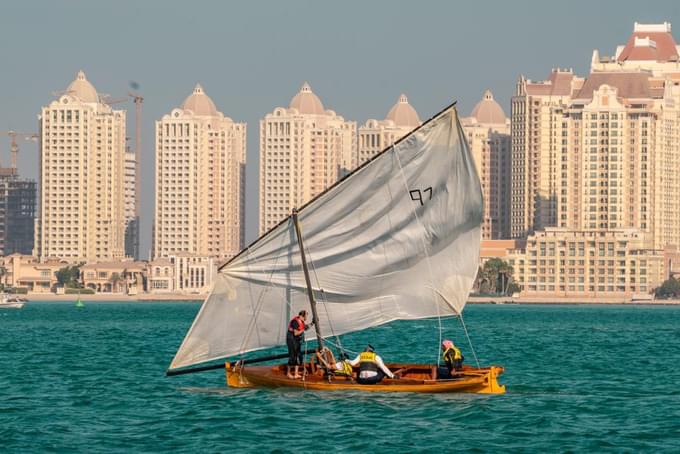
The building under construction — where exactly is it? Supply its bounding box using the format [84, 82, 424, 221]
[0, 168, 36, 255]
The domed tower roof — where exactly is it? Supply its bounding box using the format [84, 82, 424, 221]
[66, 70, 98, 103]
[289, 82, 325, 115]
[470, 90, 507, 124]
[386, 94, 420, 128]
[181, 84, 218, 116]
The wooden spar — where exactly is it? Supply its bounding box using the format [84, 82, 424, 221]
[166, 348, 319, 376]
[292, 208, 325, 351]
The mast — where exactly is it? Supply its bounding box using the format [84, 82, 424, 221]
[292, 208, 324, 351]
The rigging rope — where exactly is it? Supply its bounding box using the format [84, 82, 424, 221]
[392, 143, 443, 365]
[238, 222, 290, 355]
[458, 311, 480, 369]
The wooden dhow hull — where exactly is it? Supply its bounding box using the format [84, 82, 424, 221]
[226, 362, 505, 394]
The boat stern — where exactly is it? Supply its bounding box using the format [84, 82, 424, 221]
[476, 366, 506, 394]
[225, 362, 254, 388]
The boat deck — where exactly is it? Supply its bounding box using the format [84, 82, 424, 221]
[226, 362, 505, 394]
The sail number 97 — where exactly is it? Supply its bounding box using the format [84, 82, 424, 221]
[410, 187, 433, 206]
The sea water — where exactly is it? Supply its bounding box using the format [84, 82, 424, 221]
[2, 302, 680, 452]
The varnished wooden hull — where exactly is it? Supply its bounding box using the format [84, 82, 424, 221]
[226, 362, 505, 394]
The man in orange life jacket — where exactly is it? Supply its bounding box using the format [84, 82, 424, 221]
[286, 310, 311, 379]
[347, 345, 395, 384]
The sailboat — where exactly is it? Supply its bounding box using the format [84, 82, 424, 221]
[167, 102, 505, 394]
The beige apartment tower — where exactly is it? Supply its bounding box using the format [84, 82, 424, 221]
[511, 23, 680, 250]
[36, 71, 126, 262]
[462, 91, 511, 239]
[153, 84, 246, 261]
[357, 94, 420, 166]
[259, 82, 356, 234]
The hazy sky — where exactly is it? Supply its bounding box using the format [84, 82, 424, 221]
[1, 0, 679, 257]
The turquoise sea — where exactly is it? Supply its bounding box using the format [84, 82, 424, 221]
[2, 302, 680, 452]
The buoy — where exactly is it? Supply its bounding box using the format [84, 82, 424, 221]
[75, 297, 84, 308]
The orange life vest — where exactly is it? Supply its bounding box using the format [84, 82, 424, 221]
[288, 316, 305, 333]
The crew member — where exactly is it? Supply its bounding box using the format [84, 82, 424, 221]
[438, 339, 464, 379]
[286, 310, 310, 379]
[348, 345, 395, 384]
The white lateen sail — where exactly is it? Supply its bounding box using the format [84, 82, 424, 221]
[169, 105, 483, 371]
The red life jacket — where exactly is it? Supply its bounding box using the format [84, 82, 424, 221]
[288, 316, 305, 333]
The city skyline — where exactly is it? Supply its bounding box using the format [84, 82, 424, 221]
[1, 1, 678, 258]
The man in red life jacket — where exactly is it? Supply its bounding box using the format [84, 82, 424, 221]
[286, 310, 311, 379]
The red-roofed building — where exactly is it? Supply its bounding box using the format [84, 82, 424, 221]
[592, 22, 680, 77]
[512, 22, 680, 250]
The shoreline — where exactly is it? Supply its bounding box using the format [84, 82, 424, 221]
[467, 295, 680, 306]
[19, 293, 680, 306]
[24, 293, 206, 302]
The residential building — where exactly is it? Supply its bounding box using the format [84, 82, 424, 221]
[0, 168, 36, 255]
[511, 23, 680, 250]
[259, 82, 356, 234]
[124, 148, 139, 259]
[147, 258, 175, 294]
[80, 260, 145, 294]
[505, 228, 666, 298]
[36, 70, 126, 262]
[510, 68, 583, 239]
[146, 254, 214, 294]
[462, 91, 511, 239]
[0, 254, 67, 293]
[172, 253, 215, 294]
[357, 94, 420, 166]
[153, 84, 246, 260]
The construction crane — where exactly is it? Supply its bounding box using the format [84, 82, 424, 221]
[1, 131, 39, 169]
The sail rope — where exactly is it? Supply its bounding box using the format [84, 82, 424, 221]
[238, 225, 290, 356]
[307, 258, 347, 358]
[458, 311, 481, 369]
[392, 143, 443, 365]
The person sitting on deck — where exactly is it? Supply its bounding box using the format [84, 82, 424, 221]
[348, 345, 395, 384]
[437, 339, 464, 379]
[315, 348, 354, 379]
[286, 310, 311, 379]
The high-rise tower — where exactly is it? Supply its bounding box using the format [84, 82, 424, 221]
[36, 71, 126, 262]
[153, 84, 246, 260]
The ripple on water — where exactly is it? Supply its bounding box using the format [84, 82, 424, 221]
[2, 302, 680, 452]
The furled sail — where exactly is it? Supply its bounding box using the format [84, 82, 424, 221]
[169, 105, 482, 371]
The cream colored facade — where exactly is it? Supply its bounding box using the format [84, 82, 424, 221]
[511, 23, 680, 250]
[153, 84, 246, 260]
[462, 91, 511, 239]
[259, 82, 356, 234]
[357, 94, 420, 166]
[506, 228, 665, 297]
[36, 71, 126, 262]
[0, 254, 67, 293]
[172, 253, 215, 294]
[146, 254, 214, 294]
[147, 258, 175, 293]
[81, 260, 145, 294]
[510, 69, 583, 238]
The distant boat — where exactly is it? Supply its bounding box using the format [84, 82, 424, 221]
[0, 294, 27, 309]
[167, 103, 505, 394]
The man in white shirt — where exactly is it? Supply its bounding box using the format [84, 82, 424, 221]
[347, 345, 395, 384]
